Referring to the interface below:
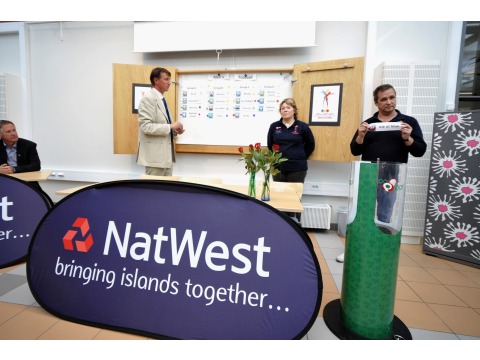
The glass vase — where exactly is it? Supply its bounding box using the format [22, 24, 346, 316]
[248, 171, 256, 198]
[261, 171, 270, 201]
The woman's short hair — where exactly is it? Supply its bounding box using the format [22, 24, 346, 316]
[279, 98, 298, 119]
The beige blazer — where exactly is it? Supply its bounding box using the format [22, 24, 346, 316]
[136, 89, 174, 168]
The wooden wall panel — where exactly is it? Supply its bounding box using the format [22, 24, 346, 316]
[292, 57, 364, 162]
[113, 60, 363, 160]
[113, 63, 177, 154]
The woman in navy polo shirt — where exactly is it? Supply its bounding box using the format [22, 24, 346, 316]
[267, 98, 315, 184]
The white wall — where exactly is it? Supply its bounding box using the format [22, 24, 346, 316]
[25, 22, 367, 178]
[5, 74, 23, 133]
[28, 22, 142, 175]
[0, 21, 462, 225]
[23, 21, 368, 211]
[374, 21, 451, 112]
[0, 32, 20, 75]
[0, 32, 23, 134]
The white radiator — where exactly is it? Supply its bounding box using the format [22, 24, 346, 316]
[375, 61, 440, 236]
[300, 204, 331, 229]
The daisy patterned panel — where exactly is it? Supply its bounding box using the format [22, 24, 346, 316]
[424, 110, 480, 267]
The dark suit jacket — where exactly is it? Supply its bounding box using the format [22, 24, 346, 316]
[0, 138, 41, 173]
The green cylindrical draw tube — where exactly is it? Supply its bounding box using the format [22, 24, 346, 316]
[340, 161, 407, 339]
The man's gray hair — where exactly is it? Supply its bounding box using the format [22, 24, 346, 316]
[0, 120, 14, 134]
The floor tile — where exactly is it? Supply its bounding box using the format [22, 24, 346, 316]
[5, 263, 27, 276]
[406, 282, 467, 306]
[445, 285, 480, 308]
[398, 253, 420, 267]
[318, 258, 330, 275]
[0, 264, 21, 274]
[457, 334, 480, 340]
[408, 253, 455, 269]
[37, 319, 101, 339]
[0, 302, 28, 325]
[446, 260, 479, 272]
[331, 274, 343, 294]
[460, 270, 480, 287]
[308, 232, 322, 252]
[425, 268, 479, 287]
[409, 328, 459, 340]
[397, 266, 440, 284]
[313, 233, 344, 249]
[0, 283, 37, 306]
[94, 328, 149, 340]
[325, 259, 344, 276]
[0, 306, 59, 339]
[428, 303, 480, 337]
[312, 229, 341, 240]
[395, 280, 422, 302]
[394, 300, 451, 333]
[321, 273, 339, 294]
[305, 317, 339, 340]
[399, 243, 423, 254]
[319, 247, 343, 261]
[0, 274, 28, 296]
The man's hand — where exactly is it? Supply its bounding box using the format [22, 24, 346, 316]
[356, 122, 368, 144]
[0, 164, 14, 174]
[400, 121, 412, 140]
[171, 122, 185, 135]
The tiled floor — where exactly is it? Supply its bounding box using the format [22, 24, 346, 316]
[306, 230, 480, 341]
[1, 230, 479, 341]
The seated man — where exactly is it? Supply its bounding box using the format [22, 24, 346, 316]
[0, 120, 42, 189]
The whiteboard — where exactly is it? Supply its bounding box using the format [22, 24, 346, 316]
[176, 72, 292, 147]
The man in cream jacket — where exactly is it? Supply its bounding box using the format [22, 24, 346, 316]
[137, 67, 184, 176]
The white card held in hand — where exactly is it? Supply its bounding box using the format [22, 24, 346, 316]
[367, 122, 403, 131]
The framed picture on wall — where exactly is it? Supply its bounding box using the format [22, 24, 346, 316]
[132, 84, 151, 114]
[309, 83, 343, 126]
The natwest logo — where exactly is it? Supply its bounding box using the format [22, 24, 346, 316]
[63, 217, 94, 252]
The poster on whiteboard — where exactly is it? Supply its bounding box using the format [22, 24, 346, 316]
[176, 72, 292, 147]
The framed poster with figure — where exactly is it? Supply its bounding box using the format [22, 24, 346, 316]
[309, 83, 343, 126]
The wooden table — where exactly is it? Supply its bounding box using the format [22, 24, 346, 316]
[55, 184, 93, 196]
[56, 181, 303, 213]
[8, 170, 52, 182]
[216, 184, 303, 213]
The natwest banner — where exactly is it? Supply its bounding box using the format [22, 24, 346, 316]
[0, 175, 52, 268]
[27, 181, 322, 339]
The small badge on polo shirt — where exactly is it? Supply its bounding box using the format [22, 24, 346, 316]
[292, 125, 299, 135]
